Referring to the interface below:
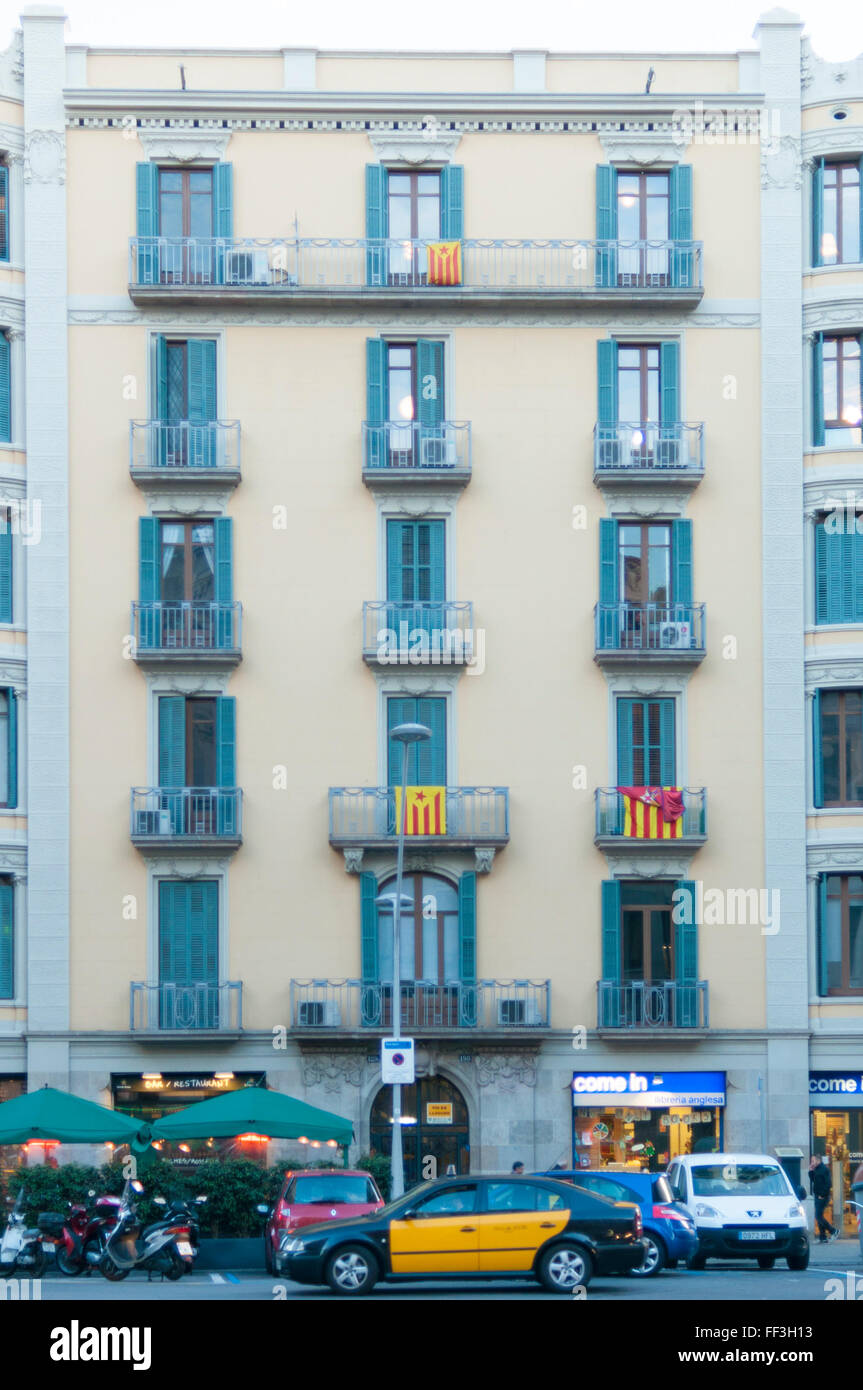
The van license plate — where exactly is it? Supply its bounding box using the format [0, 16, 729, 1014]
[740, 1230, 774, 1241]
[176, 1241, 193, 1257]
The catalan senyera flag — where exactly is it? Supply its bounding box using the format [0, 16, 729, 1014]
[616, 786, 685, 840]
[395, 786, 447, 836]
[426, 240, 462, 286]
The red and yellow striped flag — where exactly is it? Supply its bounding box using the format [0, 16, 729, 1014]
[426, 240, 462, 285]
[617, 787, 684, 839]
[394, 786, 447, 836]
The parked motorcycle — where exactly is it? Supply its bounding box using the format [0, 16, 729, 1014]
[96, 1180, 194, 1281]
[0, 1190, 45, 1277]
[160, 1194, 207, 1271]
[39, 1190, 123, 1276]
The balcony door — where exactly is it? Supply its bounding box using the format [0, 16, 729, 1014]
[158, 521, 215, 648]
[601, 879, 699, 1028]
[376, 872, 461, 1027]
[385, 341, 446, 466]
[387, 171, 441, 283]
[157, 694, 236, 835]
[617, 171, 670, 285]
[618, 523, 670, 648]
[617, 697, 675, 787]
[386, 519, 446, 637]
[155, 337, 218, 467]
[385, 696, 447, 786]
[158, 167, 214, 284]
[158, 880, 219, 1029]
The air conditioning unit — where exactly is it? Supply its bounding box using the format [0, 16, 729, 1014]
[134, 809, 172, 836]
[420, 435, 456, 468]
[497, 998, 542, 1027]
[298, 1001, 341, 1027]
[224, 248, 270, 285]
[659, 621, 692, 649]
[655, 438, 680, 467]
[597, 439, 620, 467]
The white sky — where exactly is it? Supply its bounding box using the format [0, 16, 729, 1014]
[0, 0, 861, 63]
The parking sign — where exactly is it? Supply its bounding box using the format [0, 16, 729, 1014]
[381, 1038, 415, 1084]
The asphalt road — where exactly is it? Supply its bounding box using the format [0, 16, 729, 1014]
[31, 1254, 862, 1302]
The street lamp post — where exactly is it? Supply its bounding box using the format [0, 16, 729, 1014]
[380, 721, 431, 1200]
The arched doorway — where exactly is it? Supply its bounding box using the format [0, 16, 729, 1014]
[370, 1075, 469, 1188]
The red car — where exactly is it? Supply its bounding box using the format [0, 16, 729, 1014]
[264, 1169, 384, 1273]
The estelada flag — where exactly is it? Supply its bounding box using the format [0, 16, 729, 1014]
[427, 240, 462, 285]
[395, 786, 447, 836]
[616, 786, 685, 839]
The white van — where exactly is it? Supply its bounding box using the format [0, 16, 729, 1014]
[666, 1153, 809, 1270]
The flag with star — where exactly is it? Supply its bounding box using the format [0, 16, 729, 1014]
[394, 786, 447, 835]
[616, 786, 685, 839]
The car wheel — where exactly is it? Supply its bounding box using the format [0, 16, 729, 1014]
[787, 1252, 810, 1271]
[325, 1244, 378, 1297]
[757, 1255, 775, 1270]
[538, 1242, 593, 1294]
[686, 1252, 706, 1270]
[628, 1232, 666, 1277]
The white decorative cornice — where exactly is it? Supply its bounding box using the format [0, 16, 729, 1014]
[23, 129, 65, 185]
[137, 124, 232, 164]
[144, 490, 233, 517]
[144, 672, 227, 697]
[0, 122, 24, 157]
[603, 851, 698, 878]
[0, 32, 23, 99]
[599, 127, 689, 166]
[368, 126, 462, 166]
[0, 847, 26, 877]
[601, 489, 690, 519]
[805, 658, 863, 689]
[803, 298, 863, 333]
[807, 845, 863, 872]
[801, 43, 863, 107]
[802, 125, 863, 159]
[142, 856, 231, 878]
[0, 658, 25, 692]
[804, 478, 863, 517]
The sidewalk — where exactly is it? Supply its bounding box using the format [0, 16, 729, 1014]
[808, 1237, 860, 1267]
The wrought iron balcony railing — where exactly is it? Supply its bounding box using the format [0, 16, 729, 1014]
[132, 602, 242, 657]
[595, 602, 706, 657]
[129, 237, 703, 296]
[328, 786, 509, 846]
[129, 420, 241, 474]
[130, 787, 243, 842]
[362, 601, 474, 665]
[595, 787, 707, 840]
[596, 979, 709, 1030]
[362, 421, 471, 474]
[594, 422, 704, 474]
[130, 981, 243, 1032]
[290, 979, 549, 1030]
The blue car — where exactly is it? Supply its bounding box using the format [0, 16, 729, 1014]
[533, 1169, 697, 1276]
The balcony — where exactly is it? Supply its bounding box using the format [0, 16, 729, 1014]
[593, 422, 704, 489]
[130, 788, 243, 851]
[289, 979, 549, 1033]
[129, 420, 241, 489]
[362, 421, 471, 487]
[131, 602, 242, 667]
[362, 601, 474, 669]
[128, 237, 704, 309]
[596, 980, 709, 1031]
[130, 981, 243, 1034]
[329, 787, 509, 850]
[594, 787, 707, 852]
[594, 602, 706, 668]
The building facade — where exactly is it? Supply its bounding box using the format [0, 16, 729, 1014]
[0, 5, 857, 1211]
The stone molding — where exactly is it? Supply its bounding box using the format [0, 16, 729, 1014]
[368, 126, 462, 165]
[23, 129, 65, 185]
[599, 127, 690, 166]
[137, 126, 232, 164]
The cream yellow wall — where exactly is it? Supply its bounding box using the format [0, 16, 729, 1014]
[68, 312, 764, 1032]
[803, 101, 863, 131]
[316, 57, 514, 92]
[546, 58, 739, 94]
[0, 99, 22, 125]
[85, 54, 283, 90]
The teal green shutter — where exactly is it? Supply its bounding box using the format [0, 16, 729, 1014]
[0, 333, 10, 442]
[159, 881, 218, 1024]
[0, 518, 11, 624]
[812, 333, 825, 448]
[386, 697, 415, 787]
[187, 338, 217, 467]
[598, 518, 618, 649]
[616, 700, 634, 786]
[417, 339, 445, 429]
[672, 519, 693, 607]
[155, 334, 168, 422]
[660, 341, 680, 424]
[817, 874, 829, 996]
[158, 697, 186, 785]
[216, 696, 237, 835]
[6, 690, 16, 810]
[360, 869, 379, 981]
[135, 162, 159, 284]
[440, 165, 464, 240]
[600, 880, 622, 1026]
[814, 520, 830, 623]
[812, 157, 824, 266]
[138, 517, 159, 649]
[214, 517, 233, 648]
[366, 337, 388, 468]
[365, 164, 388, 285]
[386, 520, 405, 602]
[660, 700, 676, 786]
[0, 165, 9, 262]
[813, 690, 824, 808]
[416, 696, 447, 785]
[458, 871, 477, 1025]
[0, 878, 12, 998]
[674, 879, 699, 1025]
[669, 164, 694, 287]
[214, 163, 233, 238]
[597, 340, 618, 425]
[595, 165, 617, 287]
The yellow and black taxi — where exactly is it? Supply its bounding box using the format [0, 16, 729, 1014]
[279, 1173, 646, 1295]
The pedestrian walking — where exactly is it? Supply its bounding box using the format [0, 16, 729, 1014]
[812, 1156, 838, 1242]
[511, 1161, 524, 1175]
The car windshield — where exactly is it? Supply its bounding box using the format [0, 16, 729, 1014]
[292, 1177, 378, 1205]
[690, 1164, 790, 1197]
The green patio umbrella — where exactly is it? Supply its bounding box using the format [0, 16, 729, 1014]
[151, 1086, 353, 1145]
[0, 1087, 148, 1145]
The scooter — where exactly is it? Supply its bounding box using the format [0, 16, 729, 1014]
[160, 1194, 207, 1271]
[39, 1191, 123, 1276]
[96, 1180, 192, 1282]
[0, 1190, 45, 1277]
